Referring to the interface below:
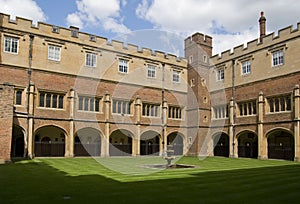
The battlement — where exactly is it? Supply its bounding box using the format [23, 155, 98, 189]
[185, 32, 212, 48]
[211, 22, 300, 62]
[0, 13, 185, 66]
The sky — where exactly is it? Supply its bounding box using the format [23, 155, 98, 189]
[0, 0, 300, 57]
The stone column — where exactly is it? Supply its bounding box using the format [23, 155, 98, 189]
[135, 96, 142, 156]
[229, 97, 238, 158]
[162, 100, 168, 156]
[27, 83, 35, 159]
[258, 91, 267, 159]
[67, 88, 75, 157]
[102, 92, 111, 157]
[294, 85, 300, 161]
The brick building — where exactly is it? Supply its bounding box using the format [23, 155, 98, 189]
[0, 13, 188, 161]
[185, 12, 300, 161]
[0, 12, 300, 162]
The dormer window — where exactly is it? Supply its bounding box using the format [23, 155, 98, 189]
[90, 35, 96, 42]
[52, 26, 59, 33]
[70, 26, 79, 38]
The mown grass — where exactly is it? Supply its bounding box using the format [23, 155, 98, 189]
[1, 157, 300, 203]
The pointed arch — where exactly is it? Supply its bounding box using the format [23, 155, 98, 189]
[34, 125, 67, 157]
[140, 130, 160, 156]
[109, 129, 133, 156]
[212, 132, 229, 157]
[237, 130, 258, 158]
[167, 131, 184, 155]
[267, 128, 294, 161]
[74, 127, 102, 157]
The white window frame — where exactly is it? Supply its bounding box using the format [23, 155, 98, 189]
[147, 65, 156, 78]
[48, 45, 61, 61]
[118, 59, 129, 73]
[142, 103, 160, 117]
[216, 68, 224, 81]
[272, 50, 284, 67]
[242, 61, 251, 75]
[4, 36, 19, 54]
[112, 99, 131, 115]
[85, 52, 97, 67]
[172, 70, 180, 83]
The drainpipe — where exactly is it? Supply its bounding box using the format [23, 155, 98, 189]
[25, 34, 34, 158]
[231, 59, 236, 157]
[161, 63, 166, 157]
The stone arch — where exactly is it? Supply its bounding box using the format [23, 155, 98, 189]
[167, 132, 184, 155]
[109, 129, 133, 156]
[140, 130, 161, 156]
[34, 125, 67, 157]
[267, 128, 294, 161]
[11, 125, 25, 157]
[213, 132, 229, 157]
[236, 130, 258, 158]
[74, 127, 102, 157]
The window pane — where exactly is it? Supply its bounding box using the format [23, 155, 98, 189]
[286, 97, 291, 111]
[142, 105, 146, 116]
[95, 99, 100, 112]
[275, 98, 280, 112]
[84, 98, 89, 111]
[127, 102, 131, 114]
[239, 104, 243, 116]
[79, 97, 83, 110]
[40, 93, 45, 107]
[58, 95, 64, 108]
[46, 94, 51, 107]
[16, 91, 22, 105]
[112, 101, 117, 113]
[280, 97, 285, 111]
[117, 101, 121, 113]
[90, 99, 94, 111]
[269, 99, 274, 112]
[52, 94, 58, 108]
[253, 102, 257, 114]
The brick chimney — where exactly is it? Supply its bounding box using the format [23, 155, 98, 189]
[259, 11, 266, 41]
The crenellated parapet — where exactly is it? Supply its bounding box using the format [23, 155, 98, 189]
[211, 22, 300, 63]
[0, 13, 186, 67]
[185, 32, 213, 57]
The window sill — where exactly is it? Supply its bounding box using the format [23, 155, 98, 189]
[37, 107, 65, 111]
[142, 115, 160, 118]
[266, 111, 291, 115]
[48, 59, 61, 63]
[237, 115, 257, 118]
[241, 73, 251, 77]
[212, 118, 228, 120]
[168, 118, 183, 121]
[78, 110, 102, 114]
[112, 113, 132, 116]
[272, 64, 284, 68]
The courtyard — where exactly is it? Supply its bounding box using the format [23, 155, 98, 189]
[1, 157, 300, 203]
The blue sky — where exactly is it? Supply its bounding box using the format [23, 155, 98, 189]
[1, 0, 300, 56]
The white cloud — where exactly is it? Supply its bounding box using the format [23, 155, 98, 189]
[66, 0, 130, 34]
[66, 12, 84, 28]
[0, 0, 46, 24]
[136, 0, 300, 54]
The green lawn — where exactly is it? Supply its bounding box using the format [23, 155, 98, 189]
[1, 157, 300, 203]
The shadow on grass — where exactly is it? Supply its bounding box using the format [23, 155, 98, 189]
[1, 159, 300, 204]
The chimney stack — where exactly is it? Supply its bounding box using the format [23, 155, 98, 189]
[259, 11, 266, 41]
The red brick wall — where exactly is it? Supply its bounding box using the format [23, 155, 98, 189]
[0, 84, 14, 162]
